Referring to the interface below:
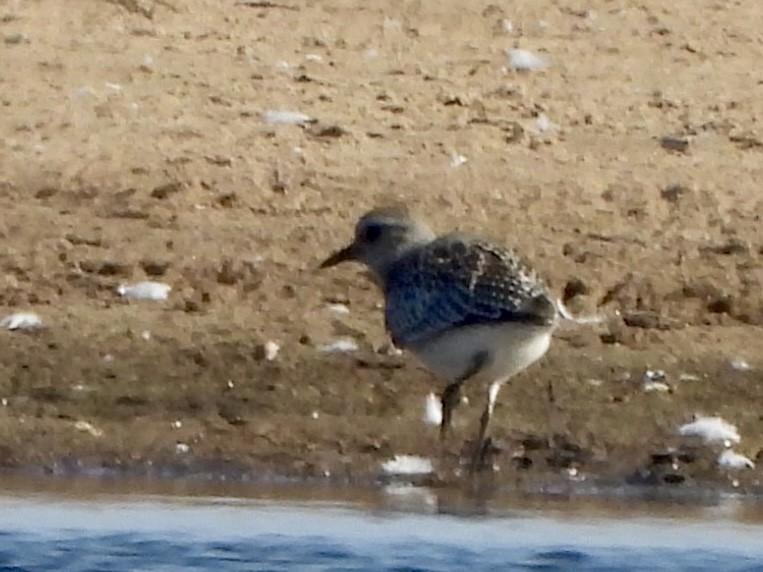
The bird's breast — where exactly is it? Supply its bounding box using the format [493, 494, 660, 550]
[407, 322, 553, 384]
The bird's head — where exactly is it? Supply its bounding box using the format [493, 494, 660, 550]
[320, 205, 435, 280]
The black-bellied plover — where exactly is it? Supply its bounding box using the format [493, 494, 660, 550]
[321, 205, 558, 469]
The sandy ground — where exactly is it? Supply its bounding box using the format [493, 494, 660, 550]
[0, 0, 762, 494]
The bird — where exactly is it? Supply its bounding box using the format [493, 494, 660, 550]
[320, 205, 559, 469]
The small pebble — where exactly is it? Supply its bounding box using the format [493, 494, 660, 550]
[175, 443, 190, 454]
[139, 55, 154, 72]
[172, 420, 182, 429]
[4, 33, 26, 45]
[660, 136, 689, 153]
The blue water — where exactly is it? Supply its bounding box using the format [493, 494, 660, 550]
[1, 493, 763, 571]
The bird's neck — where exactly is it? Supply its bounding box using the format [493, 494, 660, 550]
[376, 237, 432, 288]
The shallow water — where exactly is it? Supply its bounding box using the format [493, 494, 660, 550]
[2, 478, 763, 571]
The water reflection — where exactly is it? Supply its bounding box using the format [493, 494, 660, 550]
[1, 475, 763, 571]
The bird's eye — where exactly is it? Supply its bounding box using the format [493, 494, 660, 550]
[363, 224, 383, 243]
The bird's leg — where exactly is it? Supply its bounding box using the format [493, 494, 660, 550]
[470, 381, 503, 472]
[441, 350, 488, 441]
[440, 382, 462, 440]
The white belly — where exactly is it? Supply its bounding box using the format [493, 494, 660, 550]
[409, 323, 553, 385]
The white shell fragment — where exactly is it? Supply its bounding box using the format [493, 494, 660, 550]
[175, 443, 190, 454]
[507, 49, 548, 71]
[254, 341, 280, 361]
[105, 82, 123, 93]
[74, 420, 103, 438]
[376, 342, 403, 356]
[262, 110, 312, 125]
[450, 153, 468, 168]
[643, 381, 671, 393]
[644, 369, 666, 382]
[730, 358, 752, 371]
[139, 55, 154, 72]
[0, 312, 42, 330]
[423, 392, 443, 426]
[381, 455, 434, 476]
[678, 416, 741, 445]
[262, 340, 280, 361]
[643, 370, 669, 392]
[555, 299, 604, 324]
[326, 303, 351, 315]
[117, 281, 171, 301]
[536, 113, 554, 132]
[717, 449, 755, 470]
[318, 338, 359, 353]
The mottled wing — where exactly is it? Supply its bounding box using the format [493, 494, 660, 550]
[384, 235, 556, 348]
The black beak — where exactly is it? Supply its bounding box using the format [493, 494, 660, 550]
[319, 244, 357, 269]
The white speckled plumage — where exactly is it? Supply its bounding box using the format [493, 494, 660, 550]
[321, 206, 559, 469]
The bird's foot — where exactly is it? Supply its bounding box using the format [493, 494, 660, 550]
[466, 437, 501, 473]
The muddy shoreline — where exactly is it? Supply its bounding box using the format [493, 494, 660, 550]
[0, 0, 762, 498]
